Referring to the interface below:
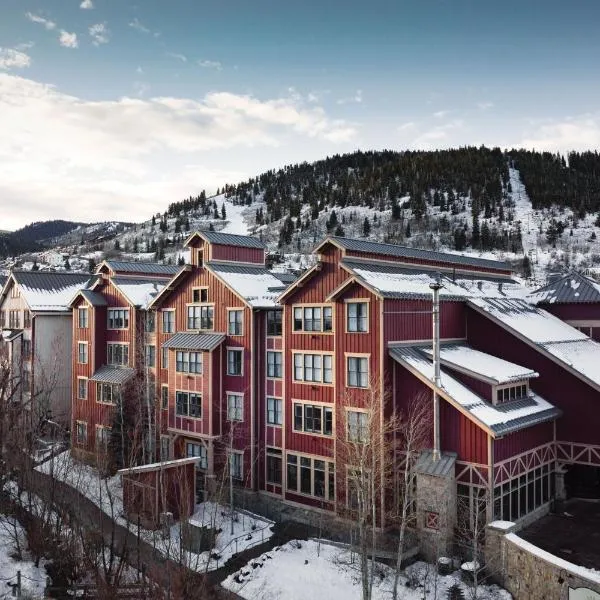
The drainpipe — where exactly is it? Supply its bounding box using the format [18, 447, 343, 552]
[429, 276, 443, 462]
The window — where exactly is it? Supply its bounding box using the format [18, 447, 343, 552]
[267, 310, 282, 336]
[196, 250, 204, 267]
[161, 385, 169, 409]
[97, 382, 119, 404]
[107, 343, 129, 366]
[8, 310, 20, 328]
[267, 351, 282, 378]
[496, 383, 528, 404]
[161, 347, 168, 369]
[160, 436, 170, 461]
[293, 306, 333, 332]
[78, 342, 88, 364]
[267, 397, 283, 426]
[22, 340, 31, 359]
[286, 453, 335, 500]
[228, 310, 243, 336]
[143, 345, 155, 368]
[144, 312, 155, 333]
[175, 351, 202, 374]
[347, 356, 369, 388]
[229, 452, 243, 480]
[266, 448, 282, 485]
[293, 402, 333, 436]
[162, 310, 175, 333]
[107, 309, 129, 329]
[347, 302, 368, 332]
[22, 370, 30, 393]
[227, 349, 243, 376]
[347, 410, 368, 443]
[23, 310, 31, 329]
[76, 421, 87, 445]
[192, 288, 208, 303]
[176, 391, 202, 418]
[227, 393, 244, 421]
[293, 353, 333, 384]
[187, 305, 213, 330]
[186, 442, 208, 469]
[77, 377, 87, 400]
[425, 511, 440, 531]
[96, 426, 110, 452]
[78, 307, 88, 329]
[0, 311, 4, 328]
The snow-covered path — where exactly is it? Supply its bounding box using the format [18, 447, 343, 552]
[215, 194, 250, 236]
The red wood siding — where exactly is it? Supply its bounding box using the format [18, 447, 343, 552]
[445, 368, 493, 402]
[494, 421, 554, 462]
[466, 307, 597, 445]
[439, 399, 488, 465]
[210, 243, 264, 265]
[540, 303, 600, 320]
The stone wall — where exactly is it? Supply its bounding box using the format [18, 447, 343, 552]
[486, 521, 600, 600]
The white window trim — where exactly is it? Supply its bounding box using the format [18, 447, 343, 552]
[228, 450, 244, 480]
[266, 396, 283, 427]
[75, 420, 88, 445]
[106, 307, 130, 330]
[226, 347, 244, 377]
[493, 380, 529, 406]
[77, 341, 88, 365]
[161, 384, 169, 410]
[78, 307, 89, 329]
[186, 303, 215, 331]
[345, 299, 370, 334]
[162, 309, 176, 334]
[175, 390, 202, 419]
[191, 286, 209, 304]
[186, 440, 208, 469]
[345, 353, 370, 389]
[226, 392, 244, 422]
[77, 376, 88, 400]
[292, 399, 334, 438]
[266, 310, 283, 337]
[291, 303, 335, 334]
[286, 451, 335, 501]
[266, 350, 283, 379]
[346, 407, 369, 443]
[106, 342, 130, 367]
[96, 382, 119, 405]
[95, 425, 111, 451]
[227, 308, 245, 337]
[292, 351, 334, 385]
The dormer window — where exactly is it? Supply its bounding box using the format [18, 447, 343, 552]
[192, 288, 208, 304]
[495, 382, 528, 405]
[197, 250, 204, 267]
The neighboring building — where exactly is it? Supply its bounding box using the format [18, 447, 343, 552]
[69, 260, 181, 463]
[0, 270, 93, 425]
[529, 271, 600, 341]
[65, 234, 600, 546]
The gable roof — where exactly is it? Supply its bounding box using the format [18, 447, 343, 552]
[529, 271, 600, 304]
[112, 277, 170, 309]
[321, 236, 511, 273]
[468, 297, 600, 392]
[98, 260, 180, 277]
[184, 230, 265, 249]
[207, 261, 288, 308]
[76, 289, 108, 307]
[389, 345, 560, 437]
[5, 271, 93, 312]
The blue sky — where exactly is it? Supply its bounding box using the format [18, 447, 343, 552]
[1, 0, 600, 229]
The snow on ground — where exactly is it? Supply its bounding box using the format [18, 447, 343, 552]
[223, 539, 511, 600]
[0, 515, 47, 599]
[216, 194, 251, 236]
[36, 452, 273, 572]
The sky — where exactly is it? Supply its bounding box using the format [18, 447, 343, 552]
[1, 0, 600, 230]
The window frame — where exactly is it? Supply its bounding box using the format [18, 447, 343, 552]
[346, 354, 370, 389]
[162, 309, 175, 334]
[227, 308, 244, 336]
[95, 425, 111, 452]
[186, 441, 208, 469]
[175, 351, 202, 374]
[346, 300, 369, 333]
[229, 451, 243, 480]
[96, 382, 119, 405]
[175, 390, 202, 419]
[161, 384, 169, 410]
[286, 452, 335, 501]
[227, 392, 244, 422]
[75, 421, 88, 445]
[347, 409, 369, 443]
[78, 307, 89, 329]
[160, 436, 171, 461]
[291, 304, 334, 333]
[107, 343, 129, 367]
[494, 381, 529, 405]
[266, 351, 283, 379]
[107, 308, 130, 330]
[227, 348, 244, 376]
[145, 344, 156, 368]
[161, 346, 169, 369]
[266, 447, 283, 485]
[77, 377, 88, 400]
[191, 287, 209, 304]
[292, 400, 334, 437]
[266, 397, 283, 426]
[77, 341, 88, 365]
[266, 310, 283, 337]
[292, 352, 334, 385]
[186, 304, 214, 331]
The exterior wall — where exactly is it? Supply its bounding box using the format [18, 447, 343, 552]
[439, 398, 488, 465]
[445, 367, 493, 402]
[494, 422, 554, 463]
[466, 307, 600, 447]
[541, 303, 600, 341]
[210, 243, 264, 265]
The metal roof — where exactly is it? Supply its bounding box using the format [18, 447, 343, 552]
[2, 329, 23, 342]
[162, 332, 226, 351]
[89, 365, 135, 384]
[78, 289, 107, 307]
[415, 450, 457, 477]
[529, 271, 600, 304]
[0, 275, 7, 291]
[11, 270, 92, 292]
[328, 236, 511, 272]
[198, 230, 265, 249]
[102, 261, 180, 276]
[271, 272, 297, 285]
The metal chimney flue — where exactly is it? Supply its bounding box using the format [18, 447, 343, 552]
[429, 274, 443, 462]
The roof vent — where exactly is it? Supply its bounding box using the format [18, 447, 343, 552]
[477, 281, 483, 291]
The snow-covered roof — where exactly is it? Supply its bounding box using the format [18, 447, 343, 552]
[112, 277, 169, 309]
[529, 271, 600, 304]
[422, 343, 538, 385]
[118, 456, 201, 476]
[188, 230, 265, 249]
[389, 345, 560, 436]
[208, 262, 288, 308]
[7, 271, 93, 312]
[468, 297, 600, 391]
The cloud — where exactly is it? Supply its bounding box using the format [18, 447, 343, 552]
[167, 52, 187, 62]
[0, 48, 31, 70]
[433, 110, 449, 119]
[398, 119, 465, 149]
[129, 18, 159, 37]
[89, 23, 109, 46]
[59, 30, 79, 48]
[518, 114, 600, 153]
[337, 89, 363, 105]
[198, 59, 222, 70]
[477, 102, 494, 111]
[0, 74, 357, 228]
[25, 12, 56, 30]
[80, 0, 94, 9]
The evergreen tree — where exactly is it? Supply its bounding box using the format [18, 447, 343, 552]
[522, 255, 532, 279]
[88, 258, 96, 273]
[114, 239, 121, 250]
[31, 261, 39, 271]
[209, 223, 215, 231]
[64, 257, 71, 270]
[362, 217, 371, 237]
[405, 222, 411, 238]
[334, 225, 346, 237]
[221, 203, 227, 220]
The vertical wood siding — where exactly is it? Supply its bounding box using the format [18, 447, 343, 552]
[210, 244, 265, 264]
